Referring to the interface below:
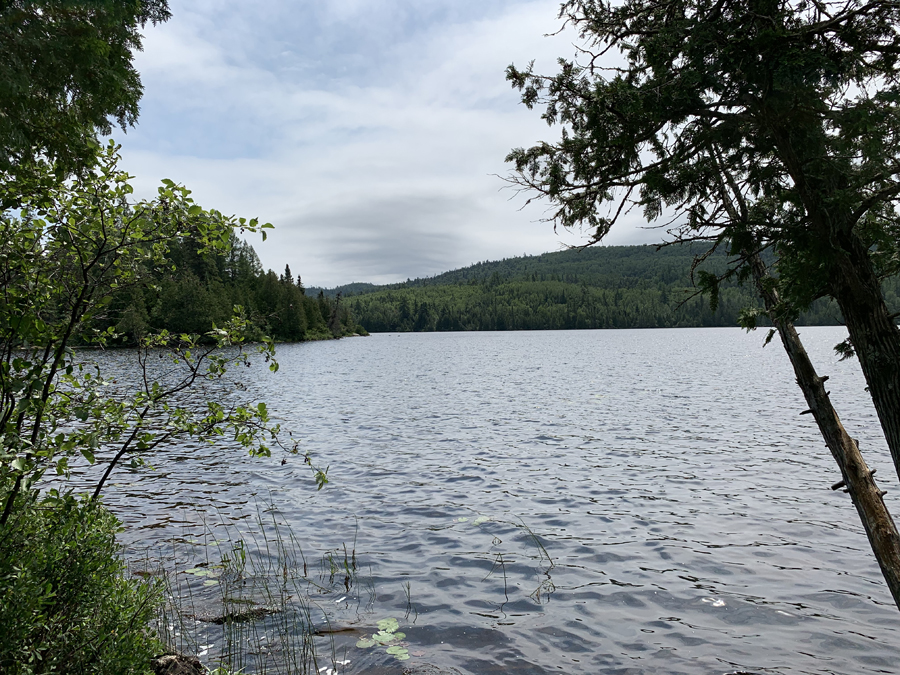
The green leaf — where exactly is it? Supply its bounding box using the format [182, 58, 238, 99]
[79, 447, 95, 464]
[314, 468, 329, 490]
[185, 567, 220, 578]
[376, 618, 399, 633]
[373, 631, 398, 644]
[355, 638, 376, 649]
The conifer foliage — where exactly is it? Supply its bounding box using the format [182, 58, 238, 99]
[104, 231, 364, 344]
[506, 0, 900, 480]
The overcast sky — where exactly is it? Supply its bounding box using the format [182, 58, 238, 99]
[118, 0, 658, 287]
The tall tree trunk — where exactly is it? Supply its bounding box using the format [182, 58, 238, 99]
[766, 124, 900, 484]
[749, 252, 900, 609]
[828, 234, 900, 483]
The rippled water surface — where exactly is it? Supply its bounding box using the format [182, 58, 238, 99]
[93, 328, 900, 674]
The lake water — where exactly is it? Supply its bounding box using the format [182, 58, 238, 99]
[87, 328, 900, 675]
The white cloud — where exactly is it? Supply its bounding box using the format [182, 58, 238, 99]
[118, 0, 658, 287]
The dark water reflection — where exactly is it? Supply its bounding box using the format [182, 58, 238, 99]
[84, 328, 899, 674]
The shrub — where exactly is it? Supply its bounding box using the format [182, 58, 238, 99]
[0, 485, 163, 675]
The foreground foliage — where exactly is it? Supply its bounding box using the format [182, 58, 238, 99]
[0, 484, 162, 675]
[0, 3, 335, 669]
[0, 1, 170, 179]
[0, 144, 334, 669]
[0, 144, 290, 520]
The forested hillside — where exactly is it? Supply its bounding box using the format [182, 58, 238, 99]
[102, 234, 366, 343]
[125, 241, 900, 338]
[310, 245, 900, 333]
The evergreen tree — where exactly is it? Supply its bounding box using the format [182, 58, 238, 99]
[507, 0, 900, 481]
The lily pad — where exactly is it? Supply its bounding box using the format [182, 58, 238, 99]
[472, 516, 490, 526]
[358, 617, 408, 655]
[377, 617, 400, 633]
[185, 567, 220, 578]
[373, 631, 399, 644]
[202, 579, 218, 586]
[457, 517, 469, 522]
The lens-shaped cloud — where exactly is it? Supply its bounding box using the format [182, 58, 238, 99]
[118, 0, 658, 287]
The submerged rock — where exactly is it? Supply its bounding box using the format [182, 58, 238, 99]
[151, 653, 205, 675]
[402, 665, 464, 675]
[189, 605, 279, 624]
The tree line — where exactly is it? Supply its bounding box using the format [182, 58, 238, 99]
[102, 234, 366, 343]
[319, 245, 898, 332]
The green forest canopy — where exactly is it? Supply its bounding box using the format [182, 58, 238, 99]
[310, 245, 900, 333]
[105, 233, 365, 343]
[134, 240, 899, 338]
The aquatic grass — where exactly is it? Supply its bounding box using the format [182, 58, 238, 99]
[513, 518, 556, 604]
[515, 517, 554, 572]
[143, 504, 363, 675]
[402, 580, 417, 622]
[453, 511, 557, 604]
[482, 552, 510, 604]
[144, 503, 558, 673]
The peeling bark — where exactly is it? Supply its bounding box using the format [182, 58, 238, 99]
[828, 236, 900, 483]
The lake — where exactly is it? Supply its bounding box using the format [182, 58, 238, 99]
[86, 327, 900, 674]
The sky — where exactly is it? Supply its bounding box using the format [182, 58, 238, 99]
[118, 0, 659, 287]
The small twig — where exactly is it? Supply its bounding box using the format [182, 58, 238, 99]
[832, 468, 877, 491]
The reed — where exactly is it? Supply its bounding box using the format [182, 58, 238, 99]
[134, 505, 360, 675]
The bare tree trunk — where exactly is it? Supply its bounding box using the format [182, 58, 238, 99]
[749, 253, 900, 609]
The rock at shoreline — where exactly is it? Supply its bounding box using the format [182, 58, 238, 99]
[151, 653, 205, 675]
[189, 605, 279, 624]
[402, 665, 464, 675]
